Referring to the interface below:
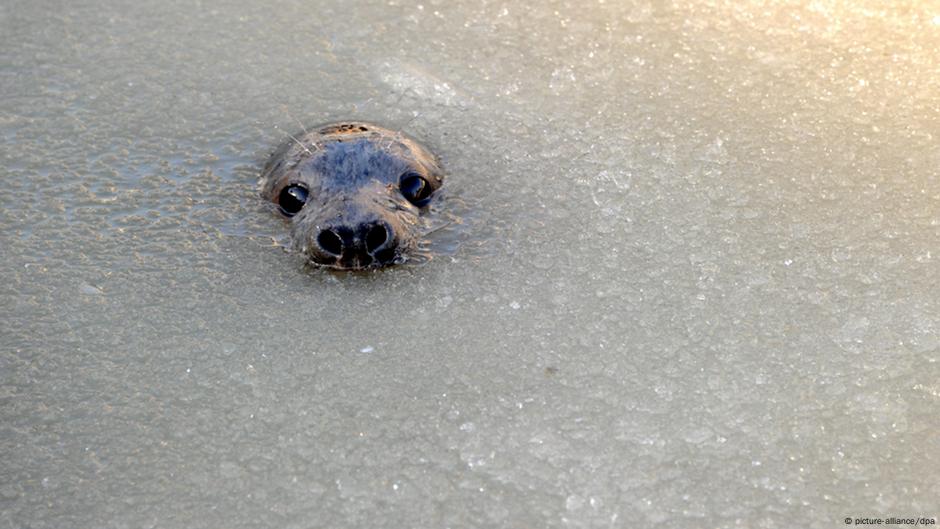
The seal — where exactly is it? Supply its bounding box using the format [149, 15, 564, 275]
[260, 121, 444, 270]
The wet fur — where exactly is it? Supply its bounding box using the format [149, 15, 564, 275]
[260, 122, 444, 269]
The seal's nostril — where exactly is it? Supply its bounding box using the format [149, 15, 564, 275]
[316, 229, 344, 256]
[364, 223, 390, 253]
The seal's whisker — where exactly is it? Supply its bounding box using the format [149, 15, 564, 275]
[401, 112, 421, 132]
[392, 112, 422, 147]
[394, 87, 415, 107]
[275, 125, 314, 156]
[379, 108, 421, 151]
[281, 105, 310, 136]
[351, 97, 375, 115]
[287, 132, 313, 155]
[421, 220, 453, 237]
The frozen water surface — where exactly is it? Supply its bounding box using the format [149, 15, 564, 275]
[2, 0, 939, 527]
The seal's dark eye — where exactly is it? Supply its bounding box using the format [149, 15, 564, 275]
[399, 172, 433, 207]
[278, 184, 309, 217]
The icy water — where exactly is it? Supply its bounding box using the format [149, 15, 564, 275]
[2, 0, 939, 527]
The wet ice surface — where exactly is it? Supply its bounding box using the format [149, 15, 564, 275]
[2, 0, 939, 527]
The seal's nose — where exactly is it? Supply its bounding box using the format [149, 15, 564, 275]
[363, 222, 390, 254]
[316, 228, 344, 257]
[315, 221, 397, 268]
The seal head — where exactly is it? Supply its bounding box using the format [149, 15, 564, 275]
[260, 122, 443, 269]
